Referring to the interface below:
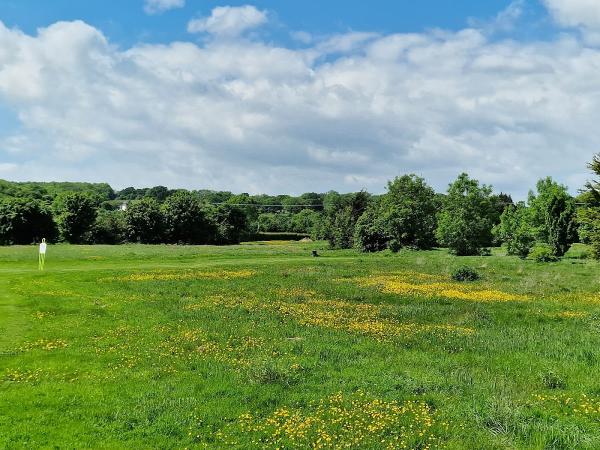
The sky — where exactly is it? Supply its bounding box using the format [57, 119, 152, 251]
[0, 0, 599, 198]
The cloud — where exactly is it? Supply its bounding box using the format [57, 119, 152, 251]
[144, 0, 185, 15]
[187, 5, 268, 37]
[0, 16, 599, 197]
[469, 0, 525, 34]
[543, 0, 600, 29]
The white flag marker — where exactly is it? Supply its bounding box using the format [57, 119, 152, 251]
[39, 238, 47, 270]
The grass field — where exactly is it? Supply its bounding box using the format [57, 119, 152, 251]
[2, 242, 600, 449]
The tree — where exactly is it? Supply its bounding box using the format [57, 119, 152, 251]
[257, 212, 291, 232]
[489, 193, 514, 229]
[162, 191, 214, 244]
[527, 177, 572, 242]
[92, 210, 126, 244]
[290, 209, 321, 234]
[146, 186, 171, 202]
[328, 206, 355, 249]
[0, 198, 57, 245]
[493, 202, 534, 258]
[354, 206, 388, 252]
[210, 205, 248, 244]
[125, 198, 165, 244]
[378, 174, 438, 250]
[546, 194, 576, 257]
[324, 191, 370, 249]
[54, 192, 97, 243]
[436, 173, 494, 256]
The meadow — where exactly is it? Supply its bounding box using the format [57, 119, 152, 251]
[1, 241, 600, 449]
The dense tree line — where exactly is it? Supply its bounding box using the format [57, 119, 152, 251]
[3, 152, 600, 260]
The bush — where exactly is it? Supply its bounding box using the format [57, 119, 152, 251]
[451, 266, 480, 282]
[388, 239, 402, 253]
[531, 244, 559, 263]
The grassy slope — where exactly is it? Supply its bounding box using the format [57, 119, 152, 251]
[1, 242, 600, 449]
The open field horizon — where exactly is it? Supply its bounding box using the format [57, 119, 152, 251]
[2, 242, 600, 448]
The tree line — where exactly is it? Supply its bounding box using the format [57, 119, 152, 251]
[2, 153, 600, 260]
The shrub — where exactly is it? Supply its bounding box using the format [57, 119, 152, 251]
[388, 239, 402, 253]
[531, 244, 559, 263]
[451, 266, 481, 282]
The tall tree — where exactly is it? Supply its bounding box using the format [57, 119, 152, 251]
[436, 173, 494, 256]
[493, 202, 534, 258]
[546, 194, 576, 257]
[162, 191, 215, 244]
[378, 174, 438, 250]
[125, 198, 165, 243]
[0, 198, 57, 245]
[53, 192, 97, 244]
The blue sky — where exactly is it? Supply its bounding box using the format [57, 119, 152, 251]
[0, 0, 599, 197]
[1, 0, 551, 46]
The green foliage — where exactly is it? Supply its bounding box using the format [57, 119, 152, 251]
[377, 174, 438, 250]
[161, 191, 214, 244]
[257, 212, 292, 233]
[581, 206, 600, 260]
[53, 192, 98, 244]
[290, 209, 321, 234]
[0, 179, 114, 202]
[527, 177, 572, 242]
[91, 210, 127, 244]
[125, 198, 165, 244]
[546, 195, 576, 257]
[581, 154, 600, 260]
[585, 153, 600, 203]
[531, 244, 559, 263]
[489, 193, 514, 227]
[451, 266, 481, 282]
[354, 207, 388, 252]
[325, 191, 370, 249]
[210, 205, 248, 245]
[0, 198, 57, 245]
[436, 173, 494, 256]
[493, 202, 535, 259]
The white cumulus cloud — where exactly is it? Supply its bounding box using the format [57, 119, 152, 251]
[187, 5, 268, 37]
[543, 0, 600, 29]
[0, 15, 599, 197]
[144, 0, 185, 15]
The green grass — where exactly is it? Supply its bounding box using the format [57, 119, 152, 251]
[1, 242, 600, 449]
